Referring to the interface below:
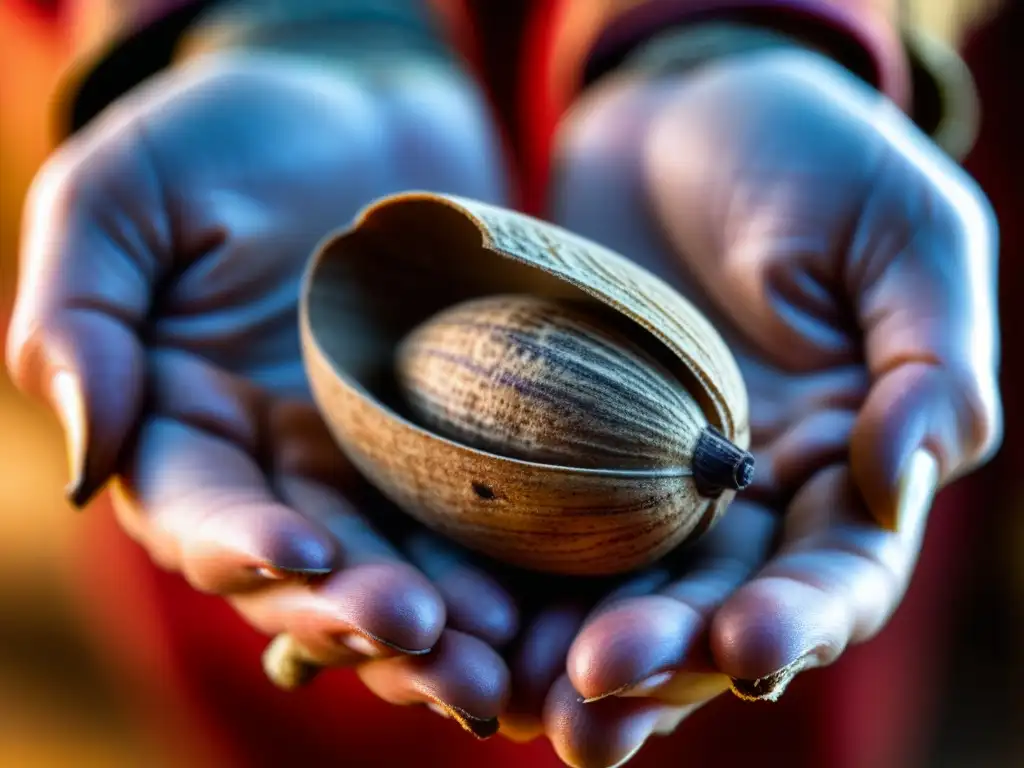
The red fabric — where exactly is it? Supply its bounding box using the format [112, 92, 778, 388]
[6, 0, 62, 22]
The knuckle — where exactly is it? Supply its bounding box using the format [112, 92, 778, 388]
[951, 364, 1003, 467]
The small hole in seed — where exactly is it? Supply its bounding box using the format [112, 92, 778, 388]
[472, 482, 496, 500]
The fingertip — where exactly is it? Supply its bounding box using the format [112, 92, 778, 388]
[427, 630, 511, 717]
[436, 567, 519, 647]
[711, 578, 842, 682]
[402, 534, 519, 646]
[568, 596, 700, 702]
[544, 675, 662, 768]
[851, 361, 993, 530]
[711, 585, 794, 680]
[358, 629, 509, 738]
[183, 503, 336, 593]
[328, 562, 446, 653]
[49, 369, 93, 507]
[507, 604, 586, 718]
[849, 366, 928, 512]
[37, 319, 146, 509]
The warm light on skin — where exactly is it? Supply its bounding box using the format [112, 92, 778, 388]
[818, 57, 1002, 477]
[0, 3, 1011, 768]
[0, 6, 216, 766]
[866, 96, 1001, 462]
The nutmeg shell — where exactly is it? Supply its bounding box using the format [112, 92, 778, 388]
[299, 192, 750, 576]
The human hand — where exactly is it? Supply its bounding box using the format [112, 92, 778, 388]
[5, 50, 518, 736]
[501, 46, 1001, 765]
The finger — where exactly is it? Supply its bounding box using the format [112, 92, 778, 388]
[712, 464, 931, 700]
[753, 408, 858, 504]
[544, 674, 668, 768]
[629, 59, 1001, 529]
[498, 603, 589, 743]
[243, 478, 446, 665]
[357, 630, 509, 739]
[245, 559, 444, 691]
[120, 418, 445, 664]
[403, 532, 520, 647]
[497, 572, 660, 743]
[115, 417, 336, 591]
[6, 116, 163, 507]
[567, 502, 777, 703]
[246, 403, 446, 684]
[849, 140, 1001, 530]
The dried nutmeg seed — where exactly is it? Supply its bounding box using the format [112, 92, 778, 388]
[396, 294, 752, 494]
[299, 192, 753, 577]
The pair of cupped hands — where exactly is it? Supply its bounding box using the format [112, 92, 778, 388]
[6, 35, 1001, 768]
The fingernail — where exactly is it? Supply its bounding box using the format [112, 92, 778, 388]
[268, 533, 336, 576]
[616, 671, 674, 697]
[340, 628, 432, 657]
[257, 565, 333, 583]
[729, 654, 817, 702]
[338, 633, 386, 657]
[51, 371, 97, 509]
[620, 672, 731, 704]
[580, 670, 676, 703]
[262, 634, 321, 691]
[881, 449, 939, 534]
[426, 699, 499, 739]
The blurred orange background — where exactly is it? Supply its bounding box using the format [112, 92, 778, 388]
[0, 1, 1019, 766]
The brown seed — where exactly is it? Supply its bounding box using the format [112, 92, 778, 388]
[299, 192, 752, 577]
[396, 294, 709, 473]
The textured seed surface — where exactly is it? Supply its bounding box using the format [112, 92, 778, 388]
[395, 294, 707, 471]
[301, 193, 752, 580]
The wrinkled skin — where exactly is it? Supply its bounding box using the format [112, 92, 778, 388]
[7, 51, 518, 727]
[6, 45, 1001, 767]
[498, 49, 1002, 767]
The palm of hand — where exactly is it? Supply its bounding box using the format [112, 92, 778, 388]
[10, 52, 524, 727]
[9, 46, 997, 764]
[104, 57, 459, 580]
[496, 51, 997, 767]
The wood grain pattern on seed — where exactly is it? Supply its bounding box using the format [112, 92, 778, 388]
[300, 192, 750, 576]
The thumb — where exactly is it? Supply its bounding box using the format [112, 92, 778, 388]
[6, 119, 164, 507]
[849, 141, 1001, 532]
